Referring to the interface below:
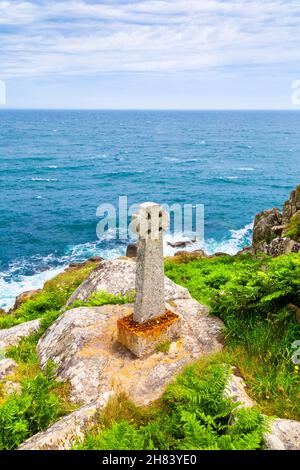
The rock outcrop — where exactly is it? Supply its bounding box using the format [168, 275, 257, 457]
[37, 299, 223, 406]
[252, 184, 300, 256]
[224, 369, 300, 450]
[11, 289, 42, 312]
[264, 418, 300, 450]
[0, 319, 40, 350]
[18, 393, 113, 450]
[66, 258, 191, 307]
[0, 358, 17, 380]
[224, 369, 256, 409]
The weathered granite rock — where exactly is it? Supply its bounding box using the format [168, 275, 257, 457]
[224, 369, 300, 450]
[224, 369, 256, 409]
[252, 208, 282, 248]
[282, 184, 300, 224]
[251, 184, 300, 256]
[66, 256, 103, 271]
[125, 243, 137, 258]
[37, 299, 223, 406]
[66, 259, 191, 307]
[0, 358, 18, 380]
[0, 319, 40, 350]
[236, 246, 254, 256]
[12, 289, 42, 312]
[267, 237, 300, 256]
[174, 249, 207, 259]
[18, 393, 113, 450]
[264, 418, 300, 450]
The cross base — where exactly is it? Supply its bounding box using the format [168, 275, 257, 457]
[117, 309, 181, 358]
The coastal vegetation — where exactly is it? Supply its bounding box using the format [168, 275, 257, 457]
[76, 360, 267, 450]
[165, 252, 300, 420]
[0, 251, 299, 449]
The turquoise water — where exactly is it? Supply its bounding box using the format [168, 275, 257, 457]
[0, 110, 300, 309]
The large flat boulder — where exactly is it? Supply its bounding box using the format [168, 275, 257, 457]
[66, 259, 191, 307]
[37, 299, 223, 406]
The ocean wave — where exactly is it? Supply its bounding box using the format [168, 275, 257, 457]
[164, 222, 253, 257]
[31, 178, 58, 182]
[0, 238, 126, 311]
[237, 167, 255, 171]
[0, 267, 66, 312]
[219, 176, 239, 181]
[163, 157, 180, 162]
[203, 222, 253, 255]
[102, 170, 145, 178]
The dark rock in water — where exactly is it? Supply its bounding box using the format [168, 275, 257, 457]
[251, 183, 300, 256]
[167, 240, 193, 248]
[12, 289, 42, 312]
[126, 243, 137, 258]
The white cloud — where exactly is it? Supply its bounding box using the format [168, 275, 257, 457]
[0, 0, 300, 78]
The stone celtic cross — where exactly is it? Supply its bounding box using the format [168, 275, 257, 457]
[131, 202, 169, 324]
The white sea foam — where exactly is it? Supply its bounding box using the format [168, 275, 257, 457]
[220, 176, 238, 180]
[31, 178, 58, 182]
[48, 165, 58, 169]
[0, 266, 66, 311]
[163, 222, 253, 257]
[237, 167, 255, 171]
[163, 157, 180, 162]
[204, 222, 253, 255]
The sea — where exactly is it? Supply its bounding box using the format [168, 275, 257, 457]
[1, 110, 300, 310]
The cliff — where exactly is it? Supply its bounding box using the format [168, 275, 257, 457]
[252, 183, 300, 256]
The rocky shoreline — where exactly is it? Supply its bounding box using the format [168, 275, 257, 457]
[4, 183, 300, 317]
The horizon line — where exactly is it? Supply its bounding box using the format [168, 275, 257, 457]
[1, 107, 300, 112]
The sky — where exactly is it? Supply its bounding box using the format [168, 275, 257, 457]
[0, 0, 300, 109]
